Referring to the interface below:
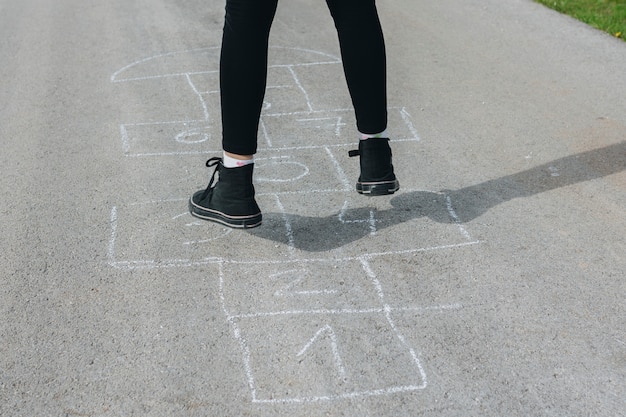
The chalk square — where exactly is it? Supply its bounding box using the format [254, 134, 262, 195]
[259, 107, 419, 150]
[108, 190, 476, 269]
[219, 259, 382, 318]
[186, 72, 220, 95]
[232, 313, 426, 403]
[253, 147, 351, 194]
[115, 73, 213, 127]
[260, 110, 353, 149]
[247, 191, 476, 259]
[263, 66, 313, 115]
[289, 62, 351, 112]
[364, 251, 476, 311]
[120, 120, 217, 156]
[109, 201, 230, 269]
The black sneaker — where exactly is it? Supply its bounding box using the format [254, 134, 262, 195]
[349, 138, 400, 195]
[189, 157, 262, 229]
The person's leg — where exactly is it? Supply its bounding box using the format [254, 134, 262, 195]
[189, 0, 278, 228]
[221, 0, 278, 158]
[326, 0, 399, 195]
[326, 0, 387, 136]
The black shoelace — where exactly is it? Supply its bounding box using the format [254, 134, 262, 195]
[200, 157, 223, 200]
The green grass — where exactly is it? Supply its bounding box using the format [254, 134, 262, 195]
[535, 0, 626, 40]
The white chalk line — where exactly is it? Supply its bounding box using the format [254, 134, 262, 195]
[324, 147, 351, 190]
[113, 70, 218, 83]
[121, 119, 206, 127]
[288, 65, 314, 113]
[400, 107, 421, 142]
[359, 257, 428, 389]
[120, 125, 130, 154]
[296, 324, 346, 377]
[185, 73, 209, 122]
[445, 195, 473, 241]
[369, 210, 377, 236]
[259, 118, 272, 148]
[228, 304, 463, 320]
[182, 227, 233, 245]
[267, 84, 293, 90]
[263, 107, 353, 118]
[251, 384, 426, 404]
[111, 45, 341, 83]
[107, 206, 118, 265]
[110, 258, 223, 270]
[110, 46, 220, 82]
[338, 200, 378, 236]
[262, 105, 408, 118]
[271, 269, 339, 297]
[357, 240, 480, 260]
[130, 197, 187, 206]
[218, 261, 260, 401]
[273, 194, 295, 255]
[171, 211, 188, 220]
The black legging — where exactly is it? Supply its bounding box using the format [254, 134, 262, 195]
[220, 0, 388, 155]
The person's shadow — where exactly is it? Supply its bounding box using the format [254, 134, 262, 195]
[248, 142, 625, 252]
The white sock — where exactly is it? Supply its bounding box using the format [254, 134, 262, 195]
[359, 129, 388, 140]
[222, 152, 254, 168]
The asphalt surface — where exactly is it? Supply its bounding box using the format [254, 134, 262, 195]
[1, 0, 625, 415]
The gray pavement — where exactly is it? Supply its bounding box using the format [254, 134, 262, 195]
[1, 0, 625, 415]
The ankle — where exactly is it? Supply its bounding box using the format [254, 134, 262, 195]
[223, 151, 254, 168]
[359, 129, 388, 140]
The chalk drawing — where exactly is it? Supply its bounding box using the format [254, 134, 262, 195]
[297, 325, 346, 377]
[324, 146, 351, 190]
[287, 65, 314, 112]
[217, 256, 435, 403]
[273, 193, 296, 255]
[175, 129, 209, 144]
[297, 116, 346, 137]
[338, 200, 378, 236]
[271, 269, 339, 297]
[548, 166, 560, 177]
[109, 46, 479, 404]
[254, 156, 310, 183]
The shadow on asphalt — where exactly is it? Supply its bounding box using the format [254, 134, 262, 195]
[248, 141, 625, 252]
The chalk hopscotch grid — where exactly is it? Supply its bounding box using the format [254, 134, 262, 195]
[110, 47, 479, 404]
